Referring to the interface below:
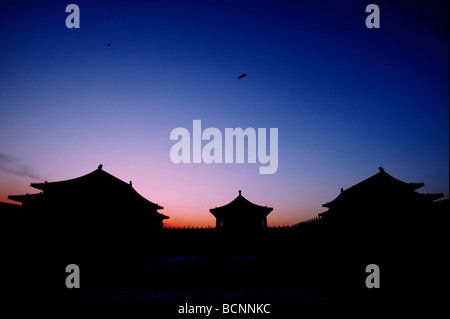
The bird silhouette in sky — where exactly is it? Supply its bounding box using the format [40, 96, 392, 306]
[238, 73, 247, 79]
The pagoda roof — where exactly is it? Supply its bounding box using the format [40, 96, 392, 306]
[8, 192, 44, 202]
[210, 190, 273, 218]
[0, 201, 23, 210]
[323, 167, 443, 208]
[11, 164, 168, 219]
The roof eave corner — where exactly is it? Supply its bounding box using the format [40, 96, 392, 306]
[30, 182, 45, 190]
[410, 182, 425, 191]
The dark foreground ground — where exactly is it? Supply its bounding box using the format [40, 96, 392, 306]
[6, 222, 446, 317]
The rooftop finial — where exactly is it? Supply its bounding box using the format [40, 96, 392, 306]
[379, 167, 384, 173]
[98, 164, 103, 170]
[129, 181, 132, 186]
[238, 190, 242, 195]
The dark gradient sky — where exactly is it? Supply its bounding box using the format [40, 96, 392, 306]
[1, 0, 448, 226]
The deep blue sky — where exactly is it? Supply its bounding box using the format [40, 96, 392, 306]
[1, 0, 448, 226]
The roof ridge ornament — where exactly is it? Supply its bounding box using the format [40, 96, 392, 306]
[98, 164, 103, 170]
[379, 167, 384, 173]
[238, 190, 242, 196]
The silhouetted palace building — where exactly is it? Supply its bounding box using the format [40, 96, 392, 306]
[318, 167, 443, 229]
[8, 164, 168, 233]
[210, 190, 273, 231]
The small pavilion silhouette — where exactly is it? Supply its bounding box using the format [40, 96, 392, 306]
[210, 190, 273, 231]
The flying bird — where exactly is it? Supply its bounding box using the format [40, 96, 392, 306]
[238, 73, 247, 79]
